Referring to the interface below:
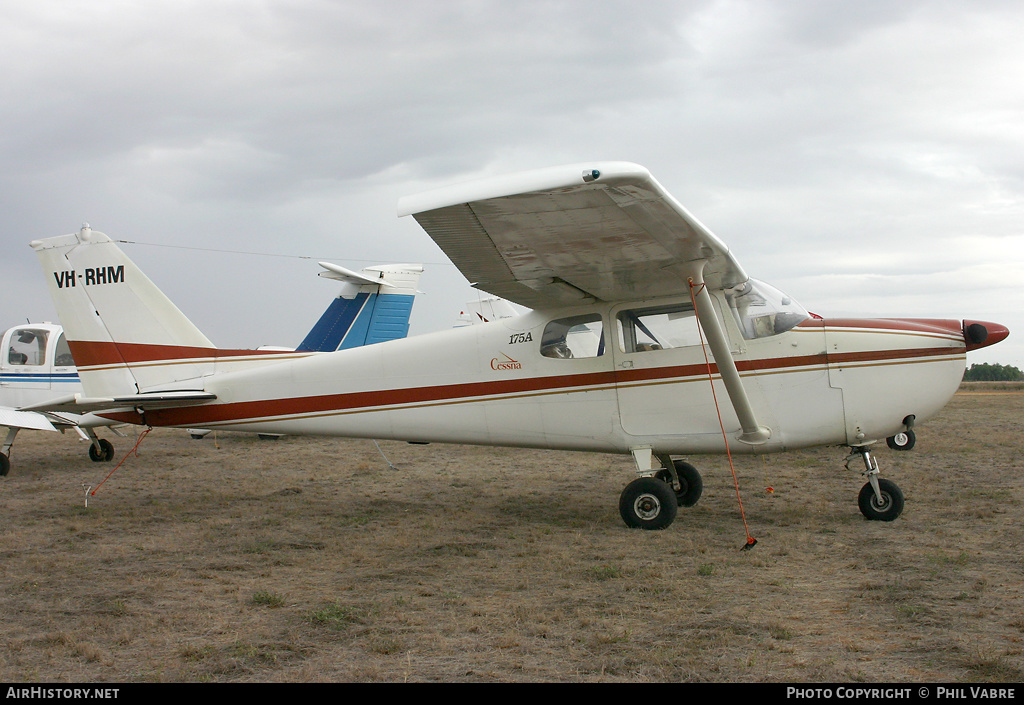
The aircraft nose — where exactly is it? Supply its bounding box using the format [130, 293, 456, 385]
[963, 320, 1009, 351]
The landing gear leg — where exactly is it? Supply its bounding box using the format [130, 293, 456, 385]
[846, 446, 904, 521]
[1, 427, 19, 476]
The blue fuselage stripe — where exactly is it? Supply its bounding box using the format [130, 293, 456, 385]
[0, 372, 81, 383]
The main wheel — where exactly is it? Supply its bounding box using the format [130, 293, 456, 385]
[886, 430, 916, 451]
[858, 478, 904, 521]
[0, 454, 9, 477]
[884, 430, 917, 450]
[89, 439, 115, 462]
[619, 477, 678, 530]
[655, 460, 704, 507]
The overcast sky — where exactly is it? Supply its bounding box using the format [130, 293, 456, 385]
[2, 0, 1022, 368]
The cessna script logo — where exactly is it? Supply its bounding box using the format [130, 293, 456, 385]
[490, 353, 522, 370]
[53, 265, 125, 289]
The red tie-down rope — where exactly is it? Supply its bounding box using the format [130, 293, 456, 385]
[90, 427, 152, 496]
[688, 278, 757, 550]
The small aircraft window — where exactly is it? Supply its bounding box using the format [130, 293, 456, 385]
[725, 279, 810, 340]
[540, 314, 604, 359]
[617, 303, 704, 353]
[54, 333, 75, 367]
[7, 328, 49, 366]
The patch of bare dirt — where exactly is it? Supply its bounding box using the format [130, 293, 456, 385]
[1, 393, 1022, 682]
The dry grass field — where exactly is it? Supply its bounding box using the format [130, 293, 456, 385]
[1, 386, 1022, 683]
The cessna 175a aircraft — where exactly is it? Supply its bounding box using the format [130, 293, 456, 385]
[0, 261, 422, 476]
[28, 162, 1007, 529]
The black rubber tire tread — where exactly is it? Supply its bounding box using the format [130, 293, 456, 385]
[886, 430, 916, 451]
[619, 477, 678, 530]
[89, 439, 115, 462]
[858, 478, 905, 521]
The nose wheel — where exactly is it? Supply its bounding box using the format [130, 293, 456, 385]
[847, 446, 904, 521]
[858, 478, 904, 521]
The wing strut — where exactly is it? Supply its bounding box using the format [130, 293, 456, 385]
[687, 264, 771, 445]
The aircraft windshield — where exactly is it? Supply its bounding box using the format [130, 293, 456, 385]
[725, 279, 809, 340]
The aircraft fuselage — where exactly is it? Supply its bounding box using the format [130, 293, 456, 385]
[96, 288, 992, 458]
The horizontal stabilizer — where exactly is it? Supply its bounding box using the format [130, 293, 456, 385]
[0, 408, 57, 432]
[318, 262, 394, 286]
[20, 391, 216, 414]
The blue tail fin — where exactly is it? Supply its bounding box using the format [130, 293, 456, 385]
[296, 263, 423, 352]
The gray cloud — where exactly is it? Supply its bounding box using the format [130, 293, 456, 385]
[2, 0, 1021, 366]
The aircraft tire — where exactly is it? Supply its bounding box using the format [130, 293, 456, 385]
[0, 454, 9, 477]
[656, 460, 704, 507]
[89, 439, 115, 463]
[619, 477, 678, 530]
[673, 460, 703, 507]
[886, 430, 916, 451]
[858, 479, 904, 521]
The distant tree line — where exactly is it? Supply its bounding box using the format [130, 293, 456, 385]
[962, 363, 1024, 381]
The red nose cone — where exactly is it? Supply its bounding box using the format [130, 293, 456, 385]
[963, 320, 1009, 351]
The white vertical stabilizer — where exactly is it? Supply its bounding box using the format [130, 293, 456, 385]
[31, 226, 216, 396]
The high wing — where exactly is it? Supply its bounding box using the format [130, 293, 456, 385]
[398, 161, 748, 308]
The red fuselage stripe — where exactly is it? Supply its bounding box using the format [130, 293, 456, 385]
[68, 340, 292, 367]
[99, 343, 964, 427]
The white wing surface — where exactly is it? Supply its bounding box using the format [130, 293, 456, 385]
[399, 162, 747, 309]
[0, 407, 57, 432]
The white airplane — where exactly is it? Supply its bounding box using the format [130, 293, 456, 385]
[0, 321, 119, 475]
[28, 162, 1007, 530]
[0, 261, 422, 475]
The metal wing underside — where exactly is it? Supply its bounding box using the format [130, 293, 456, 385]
[403, 163, 747, 309]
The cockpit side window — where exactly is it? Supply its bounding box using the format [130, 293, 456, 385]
[54, 333, 74, 367]
[7, 328, 49, 366]
[616, 303, 703, 353]
[540, 314, 604, 359]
